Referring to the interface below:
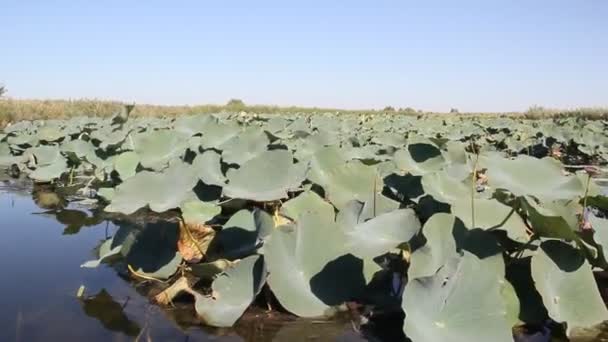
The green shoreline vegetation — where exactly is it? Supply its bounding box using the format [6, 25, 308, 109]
[1, 96, 607, 128]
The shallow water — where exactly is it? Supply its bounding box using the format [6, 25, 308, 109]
[0, 183, 369, 342]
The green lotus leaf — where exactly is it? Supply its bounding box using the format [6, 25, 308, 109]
[191, 150, 227, 187]
[200, 120, 241, 149]
[452, 198, 529, 243]
[531, 239, 608, 334]
[125, 221, 182, 279]
[105, 161, 199, 214]
[394, 139, 446, 175]
[309, 147, 398, 213]
[190, 255, 266, 327]
[28, 157, 68, 182]
[372, 132, 407, 147]
[220, 128, 269, 165]
[408, 213, 462, 279]
[403, 252, 517, 342]
[173, 114, 214, 136]
[481, 154, 585, 201]
[219, 209, 272, 259]
[61, 139, 96, 159]
[27, 145, 61, 166]
[421, 169, 473, 204]
[131, 130, 189, 170]
[37, 125, 65, 142]
[307, 145, 348, 183]
[265, 192, 365, 317]
[7, 133, 38, 147]
[223, 150, 307, 201]
[92, 127, 130, 150]
[520, 197, 580, 241]
[97, 187, 115, 201]
[281, 190, 333, 220]
[339, 201, 421, 258]
[113, 151, 140, 180]
[180, 200, 221, 224]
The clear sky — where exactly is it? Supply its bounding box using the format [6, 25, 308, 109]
[1, 0, 606, 112]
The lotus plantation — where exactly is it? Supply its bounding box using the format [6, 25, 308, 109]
[1, 107, 608, 341]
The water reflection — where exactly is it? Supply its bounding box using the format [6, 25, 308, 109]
[80, 289, 140, 337]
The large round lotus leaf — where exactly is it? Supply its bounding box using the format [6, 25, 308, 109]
[200, 121, 241, 149]
[372, 132, 407, 147]
[265, 193, 365, 317]
[37, 125, 65, 141]
[173, 114, 214, 136]
[481, 154, 585, 201]
[132, 130, 189, 169]
[265, 117, 288, 133]
[105, 161, 199, 214]
[180, 200, 221, 225]
[340, 201, 421, 258]
[0, 142, 10, 155]
[531, 239, 608, 334]
[421, 170, 472, 204]
[61, 139, 96, 160]
[113, 151, 140, 180]
[192, 150, 227, 187]
[452, 198, 529, 243]
[520, 197, 579, 241]
[408, 213, 461, 279]
[223, 150, 307, 201]
[191, 255, 266, 327]
[403, 252, 517, 342]
[27, 145, 61, 166]
[311, 155, 399, 214]
[220, 128, 269, 165]
[281, 191, 335, 221]
[125, 221, 182, 279]
[394, 139, 446, 176]
[29, 157, 68, 182]
[218, 209, 263, 259]
[7, 133, 39, 147]
[307, 146, 348, 183]
[93, 128, 130, 149]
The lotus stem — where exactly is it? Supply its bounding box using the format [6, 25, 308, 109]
[470, 139, 480, 229]
[581, 173, 592, 227]
[127, 264, 167, 283]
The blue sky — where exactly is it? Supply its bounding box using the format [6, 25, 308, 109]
[1, 0, 606, 112]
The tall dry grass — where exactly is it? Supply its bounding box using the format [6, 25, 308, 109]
[1, 98, 606, 128]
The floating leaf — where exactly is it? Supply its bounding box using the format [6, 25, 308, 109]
[192, 255, 266, 327]
[531, 239, 608, 334]
[403, 252, 517, 342]
[452, 198, 529, 243]
[223, 150, 307, 201]
[113, 151, 139, 180]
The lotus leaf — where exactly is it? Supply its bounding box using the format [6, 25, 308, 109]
[191, 255, 266, 327]
[531, 239, 608, 334]
[402, 252, 517, 342]
[223, 150, 307, 201]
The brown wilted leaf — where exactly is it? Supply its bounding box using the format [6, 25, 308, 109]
[177, 220, 216, 263]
